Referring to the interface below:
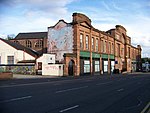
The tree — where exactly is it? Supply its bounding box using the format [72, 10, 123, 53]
[6, 34, 15, 40]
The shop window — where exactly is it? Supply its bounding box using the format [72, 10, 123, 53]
[95, 61, 100, 72]
[7, 56, 14, 64]
[84, 60, 90, 73]
[26, 40, 32, 48]
[104, 61, 108, 72]
[35, 40, 43, 48]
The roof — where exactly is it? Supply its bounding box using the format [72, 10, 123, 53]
[14, 32, 47, 39]
[0, 38, 39, 58]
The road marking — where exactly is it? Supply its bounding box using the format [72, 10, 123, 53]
[141, 102, 150, 113]
[59, 105, 79, 112]
[55, 86, 88, 93]
[0, 96, 32, 103]
[96, 81, 112, 86]
[0, 78, 87, 88]
[117, 88, 124, 92]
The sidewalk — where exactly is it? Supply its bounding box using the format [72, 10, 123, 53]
[13, 74, 59, 79]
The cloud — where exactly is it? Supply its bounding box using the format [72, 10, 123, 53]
[0, 0, 149, 57]
[0, 0, 77, 35]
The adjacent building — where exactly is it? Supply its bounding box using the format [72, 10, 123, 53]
[10, 32, 47, 54]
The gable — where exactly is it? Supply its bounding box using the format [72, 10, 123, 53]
[80, 22, 91, 28]
[0, 39, 17, 52]
[54, 21, 67, 30]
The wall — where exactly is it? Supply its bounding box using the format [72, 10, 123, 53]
[47, 20, 73, 63]
[37, 54, 55, 64]
[42, 64, 64, 76]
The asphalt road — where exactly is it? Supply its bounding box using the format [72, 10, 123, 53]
[0, 73, 150, 113]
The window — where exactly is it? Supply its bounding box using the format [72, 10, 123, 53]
[112, 43, 114, 54]
[80, 34, 83, 49]
[121, 48, 124, 57]
[38, 62, 42, 70]
[96, 39, 98, 51]
[7, 56, 14, 64]
[108, 42, 111, 53]
[26, 40, 32, 48]
[128, 47, 130, 58]
[35, 40, 43, 48]
[84, 60, 90, 73]
[104, 41, 107, 53]
[86, 35, 89, 49]
[117, 43, 120, 56]
[101, 40, 103, 52]
[92, 37, 94, 50]
[95, 61, 100, 72]
[14, 40, 20, 44]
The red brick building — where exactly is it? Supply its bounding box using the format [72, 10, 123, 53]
[11, 32, 47, 54]
[61, 13, 142, 76]
[11, 13, 142, 76]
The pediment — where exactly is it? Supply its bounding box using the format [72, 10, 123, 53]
[80, 22, 91, 28]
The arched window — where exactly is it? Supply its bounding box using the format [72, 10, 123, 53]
[14, 40, 20, 44]
[26, 40, 32, 48]
[35, 40, 43, 48]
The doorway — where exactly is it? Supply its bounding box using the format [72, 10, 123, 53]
[68, 60, 74, 76]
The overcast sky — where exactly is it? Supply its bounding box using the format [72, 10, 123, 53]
[0, 0, 150, 57]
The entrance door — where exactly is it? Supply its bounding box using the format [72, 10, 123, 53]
[68, 60, 74, 76]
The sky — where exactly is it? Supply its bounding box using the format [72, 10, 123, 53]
[0, 0, 150, 58]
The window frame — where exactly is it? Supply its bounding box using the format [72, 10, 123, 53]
[7, 56, 14, 64]
[96, 38, 98, 52]
[85, 35, 89, 49]
[80, 34, 83, 49]
[26, 40, 32, 48]
[35, 40, 43, 48]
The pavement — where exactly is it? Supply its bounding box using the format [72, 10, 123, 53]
[13, 74, 60, 79]
[12, 72, 150, 79]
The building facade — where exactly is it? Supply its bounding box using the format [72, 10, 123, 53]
[10, 13, 142, 76]
[47, 13, 141, 76]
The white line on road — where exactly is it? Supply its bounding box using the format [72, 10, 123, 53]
[141, 102, 150, 113]
[0, 79, 87, 88]
[117, 88, 124, 92]
[0, 96, 32, 103]
[96, 81, 112, 86]
[59, 105, 79, 112]
[55, 86, 88, 93]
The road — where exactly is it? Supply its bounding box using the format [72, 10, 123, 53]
[0, 73, 150, 113]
